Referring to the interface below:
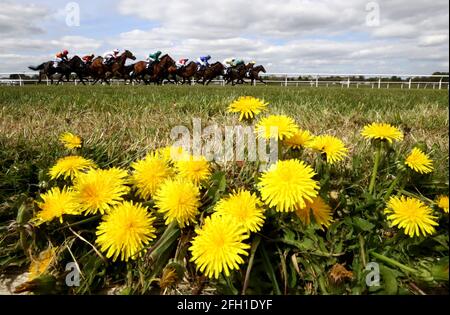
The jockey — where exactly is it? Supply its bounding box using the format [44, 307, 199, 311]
[246, 60, 256, 75]
[54, 50, 69, 67]
[223, 58, 235, 75]
[223, 58, 235, 68]
[147, 51, 162, 69]
[196, 55, 211, 70]
[230, 59, 245, 67]
[176, 58, 189, 69]
[82, 54, 95, 65]
[103, 49, 120, 65]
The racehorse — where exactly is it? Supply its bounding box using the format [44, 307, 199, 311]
[247, 65, 267, 85]
[130, 54, 175, 85]
[90, 50, 136, 85]
[224, 64, 247, 85]
[123, 63, 137, 84]
[28, 56, 88, 85]
[168, 61, 198, 84]
[194, 62, 225, 85]
[149, 54, 176, 85]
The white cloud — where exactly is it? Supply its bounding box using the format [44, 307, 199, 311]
[0, 0, 448, 74]
[0, 1, 50, 36]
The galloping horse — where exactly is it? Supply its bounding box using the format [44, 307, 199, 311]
[247, 65, 267, 85]
[224, 64, 247, 85]
[149, 54, 176, 85]
[131, 54, 175, 85]
[90, 50, 136, 85]
[168, 61, 198, 84]
[195, 62, 225, 85]
[28, 56, 88, 85]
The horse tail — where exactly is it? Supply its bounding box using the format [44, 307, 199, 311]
[28, 63, 46, 71]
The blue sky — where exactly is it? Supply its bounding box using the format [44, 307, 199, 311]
[1, 0, 448, 74]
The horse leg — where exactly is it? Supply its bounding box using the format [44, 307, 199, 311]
[78, 74, 86, 85]
[259, 77, 266, 85]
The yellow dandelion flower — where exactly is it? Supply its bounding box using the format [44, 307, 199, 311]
[36, 187, 80, 223]
[28, 248, 56, 280]
[73, 168, 130, 215]
[48, 155, 96, 180]
[175, 154, 211, 186]
[189, 215, 250, 279]
[309, 135, 348, 164]
[131, 153, 173, 200]
[258, 159, 319, 212]
[283, 129, 315, 150]
[213, 189, 265, 233]
[361, 123, 404, 143]
[384, 196, 438, 237]
[157, 145, 187, 163]
[294, 196, 333, 230]
[437, 195, 449, 213]
[96, 201, 157, 262]
[59, 132, 82, 149]
[228, 96, 268, 121]
[255, 115, 299, 140]
[154, 178, 201, 228]
[405, 148, 433, 174]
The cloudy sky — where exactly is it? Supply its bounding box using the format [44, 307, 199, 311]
[0, 0, 448, 74]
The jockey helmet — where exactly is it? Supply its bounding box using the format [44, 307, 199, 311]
[250, 60, 256, 64]
[206, 55, 211, 59]
[113, 49, 120, 54]
[63, 50, 69, 55]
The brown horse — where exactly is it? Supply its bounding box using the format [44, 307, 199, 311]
[195, 62, 225, 85]
[168, 61, 198, 84]
[224, 64, 248, 85]
[247, 65, 267, 85]
[130, 61, 148, 84]
[90, 50, 136, 85]
[150, 54, 176, 85]
[131, 55, 175, 85]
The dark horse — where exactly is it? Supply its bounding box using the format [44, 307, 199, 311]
[167, 61, 198, 84]
[224, 64, 248, 85]
[195, 62, 225, 85]
[247, 65, 267, 85]
[89, 50, 136, 85]
[28, 56, 88, 85]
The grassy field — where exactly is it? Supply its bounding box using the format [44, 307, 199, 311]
[0, 85, 448, 295]
[1, 86, 448, 197]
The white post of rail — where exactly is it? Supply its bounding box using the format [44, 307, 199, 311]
[347, 77, 350, 88]
[316, 76, 318, 88]
[285, 74, 288, 87]
[378, 78, 381, 89]
[18, 74, 23, 86]
[408, 78, 412, 89]
[439, 78, 443, 90]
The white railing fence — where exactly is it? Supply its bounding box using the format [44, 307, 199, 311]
[0, 72, 448, 90]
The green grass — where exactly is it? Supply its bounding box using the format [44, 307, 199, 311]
[0, 85, 448, 295]
[1, 85, 448, 199]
